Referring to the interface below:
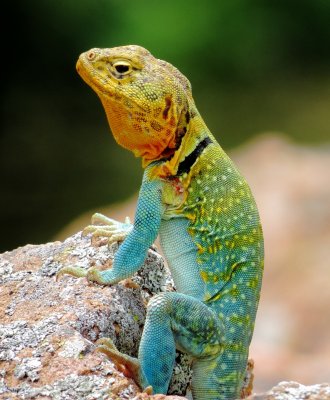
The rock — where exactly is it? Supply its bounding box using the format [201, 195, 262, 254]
[0, 232, 189, 399]
[246, 381, 330, 399]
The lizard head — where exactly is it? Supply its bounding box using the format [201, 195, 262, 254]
[76, 45, 194, 166]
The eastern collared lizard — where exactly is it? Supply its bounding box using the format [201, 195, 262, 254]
[57, 45, 264, 400]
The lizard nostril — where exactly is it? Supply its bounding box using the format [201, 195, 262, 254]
[87, 51, 96, 61]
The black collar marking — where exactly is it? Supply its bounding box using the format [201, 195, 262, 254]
[176, 136, 213, 176]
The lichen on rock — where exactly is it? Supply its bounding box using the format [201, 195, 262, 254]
[0, 231, 190, 399]
[246, 381, 330, 400]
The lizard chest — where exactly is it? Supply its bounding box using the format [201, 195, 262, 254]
[161, 176, 187, 219]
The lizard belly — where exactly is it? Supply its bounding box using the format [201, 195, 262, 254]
[159, 218, 205, 301]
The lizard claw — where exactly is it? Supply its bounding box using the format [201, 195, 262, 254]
[95, 337, 150, 391]
[91, 213, 131, 226]
[82, 213, 133, 244]
[56, 266, 108, 285]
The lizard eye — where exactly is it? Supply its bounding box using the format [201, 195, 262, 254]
[113, 61, 132, 75]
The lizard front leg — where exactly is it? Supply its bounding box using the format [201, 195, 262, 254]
[56, 213, 133, 283]
[56, 214, 133, 283]
[56, 166, 164, 286]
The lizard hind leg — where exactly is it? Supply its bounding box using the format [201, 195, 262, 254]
[139, 291, 224, 397]
[95, 338, 150, 392]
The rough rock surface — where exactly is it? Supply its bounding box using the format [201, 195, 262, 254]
[0, 232, 190, 399]
[246, 381, 330, 400]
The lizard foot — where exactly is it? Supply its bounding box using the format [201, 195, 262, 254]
[82, 213, 133, 244]
[56, 266, 112, 285]
[95, 338, 151, 393]
[56, 266, 88, 281]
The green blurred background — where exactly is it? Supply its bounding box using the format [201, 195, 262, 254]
[1, 0, 330, 252]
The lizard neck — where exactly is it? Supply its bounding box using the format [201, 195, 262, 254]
[149, 109, 216, 178]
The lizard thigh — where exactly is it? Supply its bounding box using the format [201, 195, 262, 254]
[138, 292, 224, 393]
[169, 293, 224, 358]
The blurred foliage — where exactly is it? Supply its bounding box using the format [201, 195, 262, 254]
[1, 0, 330, 251]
